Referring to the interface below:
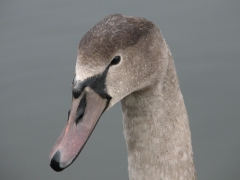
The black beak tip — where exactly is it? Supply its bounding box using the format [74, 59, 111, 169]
[50, 151, 64, 172]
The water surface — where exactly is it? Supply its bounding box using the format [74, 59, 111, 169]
[1, 1, 239, 179]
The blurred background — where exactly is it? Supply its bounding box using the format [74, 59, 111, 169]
[1, 0, 239, 179]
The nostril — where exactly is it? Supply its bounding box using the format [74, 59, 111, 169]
[76, 94, 87, 124]
[50, 151, 64, 172]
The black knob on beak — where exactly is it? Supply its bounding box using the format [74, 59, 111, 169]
[50, 151, 64, 172]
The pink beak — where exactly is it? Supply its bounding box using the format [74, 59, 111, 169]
[49, 87, 108, 171]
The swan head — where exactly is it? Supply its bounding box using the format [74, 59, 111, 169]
[49, 14, 169, 171]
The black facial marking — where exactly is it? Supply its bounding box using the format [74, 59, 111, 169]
[72, 65, 112, 101]
[76, 94, 87, 124]
[110, 56, 121, 65]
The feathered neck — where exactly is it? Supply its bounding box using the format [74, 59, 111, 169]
[121, 58, 196, 180]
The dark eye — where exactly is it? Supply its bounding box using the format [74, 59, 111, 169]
[110, 56, 121, 65]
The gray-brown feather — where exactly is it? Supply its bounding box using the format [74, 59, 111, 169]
[78, 14, 154, 64]
[75, 14, 196, 180]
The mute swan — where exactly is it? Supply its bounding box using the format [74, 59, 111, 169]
[49, 14, 196, 179]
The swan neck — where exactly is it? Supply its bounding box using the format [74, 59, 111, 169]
[121, 59, 196, 180]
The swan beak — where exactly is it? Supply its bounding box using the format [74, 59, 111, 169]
[49, 87, 108, 172]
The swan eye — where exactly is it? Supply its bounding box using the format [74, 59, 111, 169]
[110, 56, 121, 65]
